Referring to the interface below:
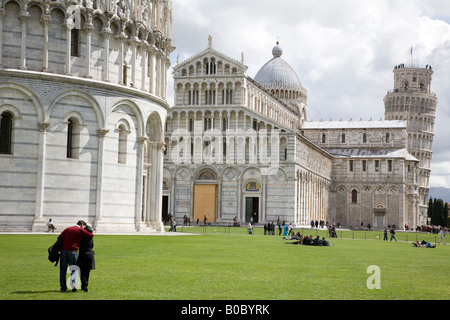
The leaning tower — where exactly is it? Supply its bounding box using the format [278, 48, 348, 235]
[384, 64, 438, 226]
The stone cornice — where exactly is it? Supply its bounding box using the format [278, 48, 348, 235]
[0, 69, 170, 111]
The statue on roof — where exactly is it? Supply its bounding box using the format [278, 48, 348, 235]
[208, 35, 213, 49]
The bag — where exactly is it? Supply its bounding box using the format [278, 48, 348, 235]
[48, 238, 63, 266]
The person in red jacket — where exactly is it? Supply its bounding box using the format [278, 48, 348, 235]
[57, 220, 94, 292]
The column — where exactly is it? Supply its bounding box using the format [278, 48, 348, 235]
[0, 9, 4, 68]
[162, 57, 168, 100]
[94, 129, 109, 229]
[102, 28, 112, 82]
[142, 163, 150, 224]
[154, 142, 165, 230]
[155, 52, 161, 96]
[146, 142, 157, 225]
[146, 141, 164, 230]
[64, 22, 72, 75]
[19, 11, 30, 70]
[237, 178, 242, 222]
[215, 84, 219, 106]
[141, 44, 148, 91]
[32, 122, 51, 231]
[217, 178, 222, 221]
[231, 83, 236, 104]
[148, 47, 156, 93]
[136, 136, 147, 231]
[40, 14, 51, 71]
[262, 177, 267, 222]
[170, 177, 176, 217]
[118, 33, 127, 85]
[84, 24, 93, 78]
[160, 55, 166, 98]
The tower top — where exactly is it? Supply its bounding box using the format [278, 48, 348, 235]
[389, 63, 435, 96]
[394, 63, 433, 72]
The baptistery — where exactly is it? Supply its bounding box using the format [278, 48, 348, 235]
[0, 0, 174, 233]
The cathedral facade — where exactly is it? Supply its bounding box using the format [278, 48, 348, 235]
[0, 0, 174, 232]
[164, 38, 437, 230]
[164, 39, 332, 227]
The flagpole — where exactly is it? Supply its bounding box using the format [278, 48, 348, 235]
[411, 45, 413, 67]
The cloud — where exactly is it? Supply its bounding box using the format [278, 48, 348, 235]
[169, 0, 450, 188]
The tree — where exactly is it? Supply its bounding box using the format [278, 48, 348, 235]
[443, 202, 448, 227]
[427, 197, 448, 227]
[435, 198, 443, 226]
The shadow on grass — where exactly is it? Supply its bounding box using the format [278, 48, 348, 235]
[11, 290, 61, 295]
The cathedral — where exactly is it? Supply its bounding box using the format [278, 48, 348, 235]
[0, 0, 174, 233]
[164, 37, 437, 230]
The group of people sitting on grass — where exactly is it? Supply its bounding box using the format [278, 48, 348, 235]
[284, 232, 332, 246]
[413, 240, 436, 248]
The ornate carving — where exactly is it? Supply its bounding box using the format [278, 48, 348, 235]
[97, 129, 109, 138]
[38, 122, 50, 133]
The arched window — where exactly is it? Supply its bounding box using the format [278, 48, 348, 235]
[118, 124, 128, 164]
[352, 190, 358, 204]
[0, 112, 13, 154]
[67, 118, 80, 159]
[71, 29, 80, 57]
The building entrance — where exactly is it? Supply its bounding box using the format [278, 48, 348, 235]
[162, 196, 169, 222]
[193, 184, 216, 224]
[245, 197, 259, 223]
[377, 214, 384, 229]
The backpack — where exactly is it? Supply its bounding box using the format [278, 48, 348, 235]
[48, 238, 63, 266]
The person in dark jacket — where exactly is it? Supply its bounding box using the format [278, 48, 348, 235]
[77, 225, 95, 292]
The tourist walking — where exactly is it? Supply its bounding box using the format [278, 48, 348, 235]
[389, 228, 397, 241]
[248, 222, 253, 235]
[439, 227, 446, 244]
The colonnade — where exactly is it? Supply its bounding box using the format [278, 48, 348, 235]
[296, 170, 330, 227]
[0, 0, 173, 100]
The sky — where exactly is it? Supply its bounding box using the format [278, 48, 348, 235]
[167, 0, 450, 188]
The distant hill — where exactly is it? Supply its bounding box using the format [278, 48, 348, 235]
[429, 187, 450, 203]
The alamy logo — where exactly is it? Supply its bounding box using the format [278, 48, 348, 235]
[169, 121, 281, 176]
[366, 265, 381, 290]
[67, 265, 81, 289]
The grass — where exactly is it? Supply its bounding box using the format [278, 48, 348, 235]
[0, 230, 449, 300]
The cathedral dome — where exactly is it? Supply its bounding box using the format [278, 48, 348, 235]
[254, 44, 303, 92]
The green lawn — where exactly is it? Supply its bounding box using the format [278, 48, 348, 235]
[0, 230, 449, 300]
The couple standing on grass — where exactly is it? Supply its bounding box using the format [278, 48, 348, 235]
[57, 220, 95, 293]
